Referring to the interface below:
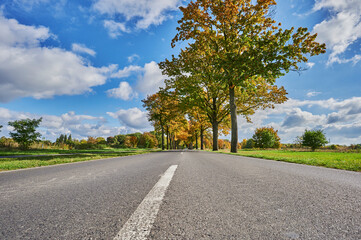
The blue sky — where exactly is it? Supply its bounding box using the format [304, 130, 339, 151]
[0, 0, 361, 145]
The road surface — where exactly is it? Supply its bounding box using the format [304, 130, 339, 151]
[1, 151, 360, 239]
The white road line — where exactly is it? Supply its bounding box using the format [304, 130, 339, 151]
[114, 165, 178, 240]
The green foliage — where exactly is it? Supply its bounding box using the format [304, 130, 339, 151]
[114, 134, 126, 147]
[8, 118, 42, 150]
[301, 129, 328, 151]
[252, 127, 281, 149]
[0, 125, 2, 132]
[138, 132, 158, 148]
[244, 139, 255, 149]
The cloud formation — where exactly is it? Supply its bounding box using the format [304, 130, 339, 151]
[237, 97, 361, 145]
[0, 108, 145, 140]
[108, 61, 166, 97]
[93, 0, 181, 31]
[312, 0, 361, 64]
[0, 14, 114, 102]
[71, 43, 96, 56]
[106, 81, 138, 100]
[103, 19, 129, 38]
[107, 108, 151, 129]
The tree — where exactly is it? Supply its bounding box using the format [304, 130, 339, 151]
[138, 132, 158, 148]
[8, 118, 42, 149]
[244, 139, 255, 149]
[252, 127, 280, 149]
[301, 129, 328, 151]
[173, 0, 326, 153]
[142, 90, 177, 150]
[0, 125, 2, 132]
[160, 48, 231, 151]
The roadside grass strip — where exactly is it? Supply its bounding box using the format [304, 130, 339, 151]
[114, 165, 178, 240]
[0, 151, 152, 171]
[0, 148, 151, 156]
[218, 150, 361, 172]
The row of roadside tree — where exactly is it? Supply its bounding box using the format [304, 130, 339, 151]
[142, 0, 326, 152]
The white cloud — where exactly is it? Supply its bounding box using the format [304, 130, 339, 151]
[71, 43, 96, 56]
[0, 14, 116, 102]
[107, 108, 151, 129]
[237, 97, 361, 145]
[312, 0, 361, 64]
[103, 19, 129, 38]
[128, 54, 140, 63]
[0, 108, 142, 140]
[306, 62, 315, 68]
[93, 0, 181, 30]
[111, 65, 142, 78]
[306, 91, 321, 97]
[136, 61, 166, 95]
[110, 61, 166, 96]
[106, 81, 138, 100]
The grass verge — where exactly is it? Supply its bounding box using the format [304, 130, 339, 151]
[213, 150, 361, 172]
[0, 150, 156, 171]
[0, 148, 150, 156]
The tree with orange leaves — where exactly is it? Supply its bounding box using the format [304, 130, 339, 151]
[172, 0, 326, 153]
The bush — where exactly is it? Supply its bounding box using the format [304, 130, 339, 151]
[252, 127, 280, 149]
[244, 139, 255, 149]
[301, 129, 328, 151]
[218, 139, 230, 149]
[138, 132, 158, 148]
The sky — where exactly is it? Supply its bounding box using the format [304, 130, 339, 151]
[0, 0, 360, 145]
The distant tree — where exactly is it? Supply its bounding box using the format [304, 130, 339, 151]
[138, 132, 158, 148]
[96, 137, 107, 145]
[87, 137, 97, 145]
[8, 118, 42, 149]
[114, 134, 126, 146]
[0, 125, 3, 132]
[244, 139, 255, 149]
[301, 129, 328, 151]
[67, 134, 73, 144]
[252, 127, 281, 149]
[107, 136, 115, 145]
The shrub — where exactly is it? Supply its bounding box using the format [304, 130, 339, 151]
[301, 129, 328, 151]
[252, 127, 280, 148]
[138, 132, 158, 148]
[244, 139, 255, 149]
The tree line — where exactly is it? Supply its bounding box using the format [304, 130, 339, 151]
[143, 0, 326, 152]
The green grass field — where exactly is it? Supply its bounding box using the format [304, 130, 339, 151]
[219, 150, 361, 171]
[0, 149, 155, 171]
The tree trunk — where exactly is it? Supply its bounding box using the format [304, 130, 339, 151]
[166, 126, 169, 150]
[229, 85, 238, 153]
[161, 125, 165, 150]
[200, 125, 204, 150]
[195, 132, 198, 149]
[212, 121, 219, 151]
[173, 135, 176, 149]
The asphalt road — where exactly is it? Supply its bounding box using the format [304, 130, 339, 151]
[1, 151, 360, 239]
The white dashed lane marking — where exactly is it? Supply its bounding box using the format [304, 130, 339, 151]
[113, 165, 178, 240]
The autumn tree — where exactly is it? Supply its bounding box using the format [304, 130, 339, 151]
[173, 0, 326, 153]
[142, 90, 170, 150]
[186, 106, 211, 150]
[252, 127, 281, 148]
[8, 118, 42, 150]
[142, 89, 184, 150]
[160, 47, 231, 151]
